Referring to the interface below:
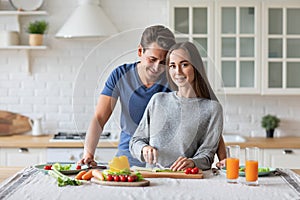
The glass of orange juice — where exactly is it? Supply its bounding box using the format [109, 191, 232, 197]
[245, 147, 259, 186]
[226, 145, 240, 183]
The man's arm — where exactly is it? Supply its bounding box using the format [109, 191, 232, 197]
[79, 95, 117, 166]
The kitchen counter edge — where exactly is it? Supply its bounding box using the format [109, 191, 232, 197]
[0, 135, 118, 148]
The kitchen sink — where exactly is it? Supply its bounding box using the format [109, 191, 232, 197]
[223, 134, 246, 143]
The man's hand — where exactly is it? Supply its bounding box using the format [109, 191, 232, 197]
[77, 153, 97, 167]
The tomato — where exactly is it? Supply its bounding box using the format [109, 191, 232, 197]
[43, 165, 52, 170]
[191, 167, 199, 174]
[113, 175, 120, 182]
[76, 165, 81, 170]
[128, 176, 135, 182]
[120, 175, 127, 182]
[106, 174, 113, 181]
[185, 168, 192, 174]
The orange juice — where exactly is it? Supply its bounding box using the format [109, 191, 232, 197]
[245, 160, 258, 182]
[226, 157, 239, 179]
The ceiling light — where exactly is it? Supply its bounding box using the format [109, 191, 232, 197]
[55, 0, 118, 38]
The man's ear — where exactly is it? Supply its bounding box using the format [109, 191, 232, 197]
[138, 44, 143, 57]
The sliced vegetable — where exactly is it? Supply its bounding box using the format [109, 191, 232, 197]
[51, 162, 72, 171]
[48, 167, 82, 187]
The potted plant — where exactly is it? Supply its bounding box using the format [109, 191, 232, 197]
[261, 114, 280, 138]
[26, 20, 48, 46]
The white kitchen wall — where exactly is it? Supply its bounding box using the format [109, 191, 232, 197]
[0, 0, 299, 138]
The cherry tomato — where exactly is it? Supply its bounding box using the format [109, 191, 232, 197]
[76, 165, 81, 170]
[43, 165, 52, 170]
[113, 175, 120, 182]
[106, 174, 113, 181]
[120, 175, 127, 182]
[191, 167, 199, 174]
[127, 175, 136, 182]
[131, 175, 138, 181]
[185, 168, 192, 174]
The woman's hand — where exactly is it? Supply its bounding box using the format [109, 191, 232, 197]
[142, 146, 158, 164]
[216, 158, 226, 169]
[170, 156, 195, 171]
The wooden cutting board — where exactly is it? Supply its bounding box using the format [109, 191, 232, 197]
[138, 170, 203, 179]
[0, 110, 31, 136]
[91, 177, 150, 187]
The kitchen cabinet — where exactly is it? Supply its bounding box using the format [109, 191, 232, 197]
[0, 10, 48, 74]
[213, 148, 263, 167]
[0, 147, 46, 166]
[169, 0, 215, 87]
[169, 0, 300, 95]
[213, 148, 300, 169]
[215, 1, 261, 94]
[262, 2, 300, 95]
[47, 148, 117, 164]
[263, 148, 300, 168]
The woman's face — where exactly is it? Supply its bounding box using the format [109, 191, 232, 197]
[168, 49, 195, 88]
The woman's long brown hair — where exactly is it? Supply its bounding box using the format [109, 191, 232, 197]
[166, 41, 218, 101]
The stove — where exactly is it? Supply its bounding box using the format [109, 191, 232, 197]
[49, 131, 111, 142]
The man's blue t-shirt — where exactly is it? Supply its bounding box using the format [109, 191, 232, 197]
[101, 62, 171, 165]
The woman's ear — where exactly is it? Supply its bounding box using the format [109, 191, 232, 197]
[138, 44, 143, 57]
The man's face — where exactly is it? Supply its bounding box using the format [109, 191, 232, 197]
[139, 42, 168, 82]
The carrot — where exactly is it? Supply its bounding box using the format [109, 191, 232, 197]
[75, 170, 87, 180]
[82, 170, 93, 180]
[92, 169, 105, 181]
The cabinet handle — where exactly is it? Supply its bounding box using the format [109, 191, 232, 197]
[19, 148, 29, 153]
[283, 149, 293, 154]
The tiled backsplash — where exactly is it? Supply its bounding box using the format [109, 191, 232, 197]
[0, 0, 299, 138]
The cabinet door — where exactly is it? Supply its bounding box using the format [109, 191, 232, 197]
[215, 1, 261, 94]
[262, 3, 300, 95]
[0, 148, 46, 167]
[263, 149, 300, 168]
[169, 0, 215, 87]
[94, 148, 117, 163]
[47, 148, 117, 163]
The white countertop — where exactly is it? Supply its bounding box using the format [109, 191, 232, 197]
[1, 167, 299, 200]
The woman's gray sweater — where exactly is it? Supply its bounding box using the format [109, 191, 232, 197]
[129, 91, 223, 170]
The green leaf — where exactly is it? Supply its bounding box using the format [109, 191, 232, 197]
[26, 20, 48, 34]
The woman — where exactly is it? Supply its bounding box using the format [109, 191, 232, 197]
[130, 41, 223, 170]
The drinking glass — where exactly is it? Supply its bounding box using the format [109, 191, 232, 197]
[245, 147, 259, 186]
[226, 145, 240, 183]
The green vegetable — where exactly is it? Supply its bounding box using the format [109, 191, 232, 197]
[155, 169, 175, 172]
[51, 163, 72, 171]
[239, 167, 270, 173]
[135, 172, 144, 181]
[258, 167, 270, 172]
[48, 167, 82, 187]
[103, 168, 131, 176]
